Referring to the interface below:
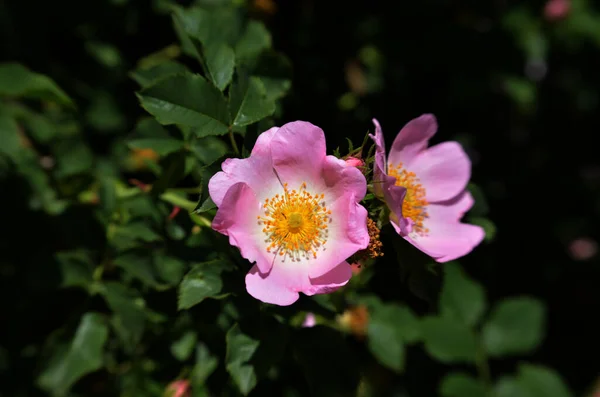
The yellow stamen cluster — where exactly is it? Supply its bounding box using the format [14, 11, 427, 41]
[388, 162, 429, 235]
[258, 182, 330, 261]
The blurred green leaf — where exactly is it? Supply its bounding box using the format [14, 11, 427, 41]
[154, 254, 186, 285]
[517, 364, 573, 397]
[131, 60, 189, 88]
[367, 312, 405, 372]
[495, 364, 573, 397]
[440, 263, 487, 327]
[37, 313, 108, 396]
[229, 74, 275, 127]
[100, 282, 148, 351]
[205, 43, 235, 91]
[226, 324, 260, 396]
[114, 253, 165, 289]
[440, 372, 487, 397]
[178, 259, 232, 309]
[235, 21, 271, 62]
[192, 342, 219, 385]
[171, 331, 197, 361]
[52, 139, 94, 178]
[137, 73, 229, 135]
[128, 137, 185, 156]
[420, 316, 478, 363]
[482, 297, 545, 357]
[0, 62, 74, 107]
[55, 250, 94, 290]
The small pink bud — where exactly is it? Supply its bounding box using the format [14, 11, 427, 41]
[302, 313, 316, 328]
[544, 0, 570, 21]
[168, 206, 181, 220]
[165, 380, 190, 397]
[345, 157, 364, 167]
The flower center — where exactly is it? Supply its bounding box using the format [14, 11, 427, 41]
[258, 182, 331, 261]
[388, 163, 429, 235]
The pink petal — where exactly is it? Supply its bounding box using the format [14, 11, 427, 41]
[321, 155, 367, 206]
[245, 264, 300, 306]
[403, 191, 484, 262]
[369, 118, 387, 198]
[212, 182, 274, 273]
[308, 195, 369, 278]
[245, 261, 352, 306]
[251, 126, 279, 156]
[388, 114, 438, 169]
[271, 121, 326, 187]
[208, 152, 279, 208]
[306, 261, 352, 295]
[409, 141, 471, 203]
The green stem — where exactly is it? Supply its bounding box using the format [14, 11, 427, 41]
[160, 191, 197, 212]
[475, 339, 493, 395]
[229, 127, 240, 156]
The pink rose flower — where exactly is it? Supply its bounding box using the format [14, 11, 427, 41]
[209, 121, 369, 306]
[370, 115, 484, 262]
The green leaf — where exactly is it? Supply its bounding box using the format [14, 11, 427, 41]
[482, 297, 546, 357]
[192, 342, 219, 386]
[255, 51, 292, 101]
[467, 183, 489, 216]
[127, 137, 184, 156]
[111, 222, 162, 251]
[0, 62, 74, 107]
[37, 313, 108, 396]
[55, 250, 94, 290]
[52, 139, 94, 178]
[154, 255, 186, 285]
[420, 316, 478, 363]
[516, 364, 573, 397]
[130, 60, 189, 88]
[194, 196, 216, 214]
[191, 136, 229, 166]
[229, 74, 276, 128]
[367, 315, 405, 372]
[495, 376, 531, 397]
[178, 259, 232, 309]
[0, 115, 24, 162]
[440, 373, 487, 397]
[205, 43, 235, 91]
[113, 253, 165, 289]
[137, 73, 229, 135]
[235, 21, 271, 61]
[226, 324, 260, 396]
[99, 282, 148, 351]
[171, 331, 197, 361]
[440, 262, 487, 327]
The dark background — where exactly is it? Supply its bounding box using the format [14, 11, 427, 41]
[1, 0, 599, 395]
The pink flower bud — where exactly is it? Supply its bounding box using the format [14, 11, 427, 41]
[544, 0, 570, 21]
[165, 380, 190, 397]
[345, 157, 364, 167]
[302, 312, 316, 327]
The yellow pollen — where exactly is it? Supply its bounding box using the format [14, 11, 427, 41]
[388, 162, 429, 235]
[257, 183, 330, 261]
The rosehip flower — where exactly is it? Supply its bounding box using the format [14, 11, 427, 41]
[370, 115, 484, 262]
[344, 157, 364, 167]
[209, 121, 369, 306]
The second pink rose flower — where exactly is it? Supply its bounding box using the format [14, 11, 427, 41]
[370, 114, 484, 262]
